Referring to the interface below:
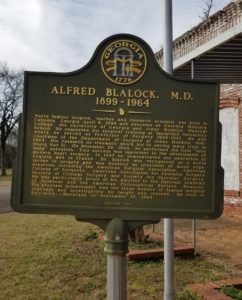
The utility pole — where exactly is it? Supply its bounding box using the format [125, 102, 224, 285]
[162, 0, 174, 299]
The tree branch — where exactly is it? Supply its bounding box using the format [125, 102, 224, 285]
[0, 63, 23, 174]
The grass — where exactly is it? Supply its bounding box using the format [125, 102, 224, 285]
[219, 285, 242, 299]
[0, 168, 12, 186]
[0, 213, 230, 300]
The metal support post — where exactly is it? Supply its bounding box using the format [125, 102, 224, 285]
[191, 59, 195, 80]
[164, 219, 174, 300]
[192, 219, 197, 256]
[191, 59, 197, 257]
[162, 0, 174, 299]
[104, 218, 129, 300]
[163, 0, 173, 75]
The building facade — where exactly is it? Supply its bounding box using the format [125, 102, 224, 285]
[156, 0, 242, 215]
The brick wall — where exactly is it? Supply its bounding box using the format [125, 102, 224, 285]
[220, 84, 242, 99]
[224, 202, 242, 217]
[220, 84, 242, 216]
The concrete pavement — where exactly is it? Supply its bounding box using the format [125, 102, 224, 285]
[0, 185, 13, 214]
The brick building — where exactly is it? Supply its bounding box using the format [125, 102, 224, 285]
[156, 0, 242, 215]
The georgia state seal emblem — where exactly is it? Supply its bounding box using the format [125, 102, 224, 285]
[101, 39, 147, 85]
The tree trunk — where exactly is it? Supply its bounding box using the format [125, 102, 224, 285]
[130, 226, 146, 243]
[0, 146, 6, 176]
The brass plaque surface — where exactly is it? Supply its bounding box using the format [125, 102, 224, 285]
[11, 34, 224, 221]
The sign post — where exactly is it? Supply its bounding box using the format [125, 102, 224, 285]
[105, 218, 129, 300]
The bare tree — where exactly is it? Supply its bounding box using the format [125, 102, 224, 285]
[199, 0, 215, 21]
[0, 64, 23, 176]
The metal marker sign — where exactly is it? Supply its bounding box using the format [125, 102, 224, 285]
[11, 34, 224, 222]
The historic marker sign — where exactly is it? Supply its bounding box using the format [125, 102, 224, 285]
[11, 34, 224, 222]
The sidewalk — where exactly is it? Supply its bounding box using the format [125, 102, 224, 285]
[0, 185, 12, 214]
[155, 215, 242, 276]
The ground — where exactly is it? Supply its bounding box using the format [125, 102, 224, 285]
[155, 216, 242, 277]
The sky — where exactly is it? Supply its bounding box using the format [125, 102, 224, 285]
[0, 0, 231, 72]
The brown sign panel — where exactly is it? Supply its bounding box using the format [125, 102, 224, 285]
[11, 34, 224, 222]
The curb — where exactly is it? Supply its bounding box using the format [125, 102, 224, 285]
[128, 244, 194, 260]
